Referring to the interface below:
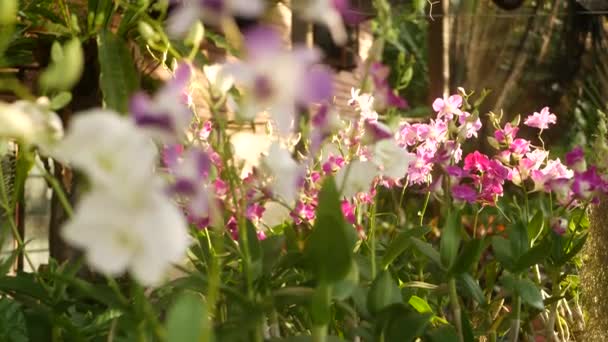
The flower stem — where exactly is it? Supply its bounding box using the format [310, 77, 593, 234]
[449, 278, 464, 342]
[545, 271, 560, 341]
[419, 190, 431, 226]
[510, 292, 522, 342]
[369, 201, 377, 278]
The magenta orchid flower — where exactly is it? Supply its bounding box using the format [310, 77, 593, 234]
[565, 146, 587, 173]
[452, 184, 477, 203]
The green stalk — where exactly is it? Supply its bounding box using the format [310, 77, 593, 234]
[510, 293, 522, 342]
[419, 190, 431, 226]
[0, 160, 37, 272]
[449, 278, 464, 342]
[312, 326, 328, 342]
[369, 201, 377, 279]
[545, 271, 560, 341]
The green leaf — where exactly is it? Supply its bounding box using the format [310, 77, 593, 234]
[528, 210, 544, 242]
[240, 220, 262, 280]
[310, 284, 331, 325]
[49, 91, 72, 110]
[458, 273, 486, 305]
[425, 325, 459, 342]
[384, 311, 432, 341]
[440, 211, 461, 269]
[0, 0, 17, 25]
[491, 236, 514, 270]
[39, 38, 84, 92]
[304, 177, 354, 283]
[261, 235, 284, 275]
[408, 295, 433, 314]
[382, 226, 430, 268]
[513, 238, 549, 272]
[166, 291, 212, 342]
[509, 220, 529, 260]
[268, 337, 344, 342]
[516, 279, 544, 310]
[500, 275, 544, 311]
[411, 237, 442, 267]
[0, 297, 28, 342]
[367, 271, 402, 314]
[97, 30, 139, 113]
[449, 238, 485, 275]
[332, 260, 359, 301]
[561, 233, 588, 264]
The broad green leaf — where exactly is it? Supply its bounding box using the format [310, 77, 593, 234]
[411, 237, 442, 267]
[491, 236, 514, 270]
[367, 271, 401, 314]
[384, 311, 432, 342]
[382, 226, 430, 268]
[240, 220, 262, 280]
[268, 337, 344, 342]
[97, 30, 139, 113]
[304, 177, 354, 283]
[332, 260, 359, 300]
[408, 295, 433, 314]
[516, 279, 544, 310]
[528, 210, 544, 242]
[509, 220, 529, 260]
[311, 284, 331, 325]
[500, 275, 544, 311]
[49, 91, 72, 110]
[166, 291, 212, 342]
[458, 273, 486, 305]
[514, 238, 549, 272]
[560, 233, 588, 265]
[0, 0, 17, 25]
[449, 238, 485, 275]
[426, 325, 458, 342]
[440, 211, 461, 269]
[261, 235, 284, 275]
[0, 298, 27, 342]
[39, 38, 84, 92]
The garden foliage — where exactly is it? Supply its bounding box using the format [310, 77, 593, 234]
[0, 0, 603, 341]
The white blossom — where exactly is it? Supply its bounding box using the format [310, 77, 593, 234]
[62, 189, 190, 285]
[260, 142, 300, 204]
[51, 109, 157, 192]
[372, 139, 415, 180]
[336, 160, 377, 198]
[0, 98, 63, 148]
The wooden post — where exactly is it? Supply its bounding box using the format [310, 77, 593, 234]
[428, 0, 449, 101]
[581, 198, 608, 341]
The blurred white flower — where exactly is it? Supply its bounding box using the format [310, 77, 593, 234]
[260, 142, 300, 205]
[261, 201, 291, 227]
[130, 63, 192, 143]
[167, 0, 265, 37]
[336, 160, 377, 198]
[226, 26, 333, 135]
[62, 189, 190, 285]
[203, 64, 234, 98]
[51, 109, 157, 192]
[297, 0, 348, 45]
[0, 98, 63, 148]
[372, 139, 415, 181]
